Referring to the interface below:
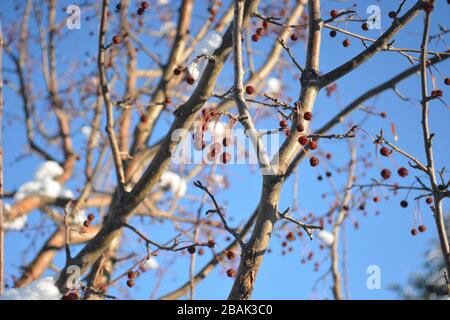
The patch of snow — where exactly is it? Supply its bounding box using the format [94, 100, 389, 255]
[160, 21, 176, 35]
[187, 63, 200, 80]
[209, 174, 227, 188]
[4, 215, 27, 231]
[14, 181, 42, 202]
[81, 126, 100, 145]
[1, 277, 62, 300]
[40, 178, 62, 199]
[187, 31, 223, 84]
[81, 125, 92, 138]
[59, 188, 75, 199]
[70, 210, 87, 226]
[35, 161, 64, 181]
[266, 77, 282, 94]
[317, 230, 334, 246]
[207, 121, 226, 140]
[14, 161, 76, 202]
[159, 171, 187, 197]
[143, 257, 159, 270]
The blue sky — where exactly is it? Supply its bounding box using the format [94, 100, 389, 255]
[1, 0, 449, 300]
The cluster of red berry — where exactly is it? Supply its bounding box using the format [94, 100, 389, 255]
[83, 213, 95, 228]
[193, 109, 234, 163]
[328, 8, 372, 47]
[411, 225, 427, 236]
[173, 65, 198, 86]
[136, 1, 149, 16]
[126, 270, 136, 288]
[207, 4, 220, 23]
[251, 20, 269, 42]
[292, 111, 319, 167]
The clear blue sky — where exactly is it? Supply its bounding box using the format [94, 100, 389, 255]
[1, 0, 449, 299]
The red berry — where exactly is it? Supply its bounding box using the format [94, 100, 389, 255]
[222, 137, 231, 147]
[423, 3, 434, 12]
[286, 232, 295, 241]
[207, 7, 216, 15]
[186, 75, 195, 85]
[262, 20, 269, 29]
[279, 120, 288, 128]
[298, 136, 309, 146]
[400, 200, 408, 208]
[397, 167, 408, 178]
[329, 30, 337, 38]
[140, 1, 149, 9]
[444, 78, 450, 86]
[137, 7, 145, 15]
[308, 140, 318, 150]
[127, 271, 136, 279]
[343, 39, 350, 47]
[330, 10, 338, 18]
[126, 279, 135, 287]
[303, 112, 312, 121]
[418, 225, 426, 233]
[83, 220, 90, 227]
[251, 34, 260, 42]
[373, 196, 381, 203]
[221, 152, 231, 164]
[226, 269, 235, 278]
[112, 35, 122, 44]
[296, 124, 305, 132]
[426, 197, 433, 204]
[173, 67, 183, 75]
[381, 168, 391, 180]
[290, 33, 298, 41]
[87, 213, 95, 221]
[380, 111, 387, 118]
[187, 246, 196, 254]
[431, 89, 443, 98]
[256, 28, 264, 36]
[226, 251, 235, 260]
[245, 85, 255, 95]
[380, 147, 391, 157]
[140, 114, 148, 123]
[309, 156, 319, 167]
[361, 23, 369, 31]
[411, 228, 418, 236]
[207, 239, 215, 248]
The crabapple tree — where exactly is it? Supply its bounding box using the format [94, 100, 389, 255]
[0, 0, 449, 300]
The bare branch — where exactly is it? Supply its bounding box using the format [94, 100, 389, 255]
[193, 180, 245, 248]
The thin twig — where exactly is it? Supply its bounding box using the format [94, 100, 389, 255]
[193, 180, 245, 248]
[278, 38, 304, 72]
[98, 0, 126, 194]
[278, 208, 322, 240]
[0, 24, 4, 296]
